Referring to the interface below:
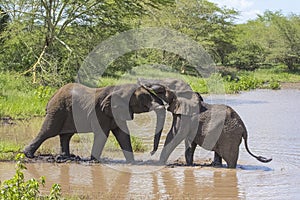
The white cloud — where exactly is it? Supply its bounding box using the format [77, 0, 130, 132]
[210, 0, 254, 10]
[237, 9, 262, 23]
[210, 0, 261, 23]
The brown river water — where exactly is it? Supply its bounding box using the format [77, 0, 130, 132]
[1, 89, 300, 199]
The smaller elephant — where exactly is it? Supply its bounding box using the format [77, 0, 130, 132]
[184, 99, 272, 168]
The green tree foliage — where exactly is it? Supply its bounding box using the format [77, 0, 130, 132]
[141, 0, 238, 69]
[268, 12, 300, 70]
[227, 41, 265, 70]
[232, 11, 300, 71]
[0, 0, 174, 85]
[0, 6, 9, 33]
[1, 1, 300, 84]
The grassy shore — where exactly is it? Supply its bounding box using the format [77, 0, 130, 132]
[1, 65, 300, 120]
[0, 72, 56, 120]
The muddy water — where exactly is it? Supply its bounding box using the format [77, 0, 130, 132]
[1, 89, 300, 199]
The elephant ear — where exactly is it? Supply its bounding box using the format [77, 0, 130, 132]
[170, 93, 200, 115]
[100, 85, 137, 121]
[138, 78, 200, 116]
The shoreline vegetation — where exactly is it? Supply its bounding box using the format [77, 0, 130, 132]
[1, 65, 300, 121]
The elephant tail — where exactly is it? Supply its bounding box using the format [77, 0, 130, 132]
[243, 133, 272, 163]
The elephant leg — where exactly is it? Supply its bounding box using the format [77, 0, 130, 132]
[160, 115, 198, 164]
[111, 127, 134, 163]
[90, 128, 109, 161]
[185, 141, 197, 166]
[59, 133, 74, 156]
[212, 151, 223, 167]
[162, 113, 178, 148]
[151, 108, 166, 155]
[222, 147, 239, 169]
[24, 111, 66, 158]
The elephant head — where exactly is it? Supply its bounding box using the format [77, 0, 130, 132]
[100, 84, 166, 122]
[137, 78, 201, 156]
[138, 78, 200, 115]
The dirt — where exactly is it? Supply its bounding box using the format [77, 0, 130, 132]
[21, 153, 215, 168]
[280, 81, 300, 90]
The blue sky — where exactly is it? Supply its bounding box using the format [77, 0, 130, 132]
[209, 0, 300, 23]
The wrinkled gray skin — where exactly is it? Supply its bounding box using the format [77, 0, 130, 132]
[138, 78, 199, 156]
[140, 79, 272, 168]
[24, 83, 168, 162]
[184, 100, 272, 168]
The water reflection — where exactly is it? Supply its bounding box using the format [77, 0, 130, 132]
[24, 163, 242, 199]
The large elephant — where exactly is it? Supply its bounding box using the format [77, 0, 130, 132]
[24, 82, 170, 162]
[140, 79, 272, 168]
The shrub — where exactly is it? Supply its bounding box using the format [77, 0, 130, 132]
[0, 153, 62, 200]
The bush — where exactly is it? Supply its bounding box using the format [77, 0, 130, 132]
[0, 153, 62, 200]
[225, 74, 264, 93]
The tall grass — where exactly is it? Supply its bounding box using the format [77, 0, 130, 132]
[0, 72, 56, 119]
[1, 65, 300, 119]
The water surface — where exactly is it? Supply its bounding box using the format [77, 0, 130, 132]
[0, 89, 299, 199]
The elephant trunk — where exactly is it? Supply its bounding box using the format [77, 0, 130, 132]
[150, 108, 166, 156]
[243, 133, 272, 163]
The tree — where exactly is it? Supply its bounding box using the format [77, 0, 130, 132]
[227, 41, 265, 70]
[0, 0, 174, 85]
[270, 13, 300, 70]
[243, 11, 300, 70]
[0, 6, 9, 33]
[140, 0, 238, 70]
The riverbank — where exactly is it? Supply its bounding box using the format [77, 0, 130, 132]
[280, 82, 300, 90]
[1, 66, 300, 120]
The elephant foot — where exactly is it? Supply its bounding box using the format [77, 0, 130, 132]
[55, 154, 81, 163]
[150, 150, 157, 156]
[210, 161, 223, 168]
[158, 159, 167, 166]
[90, 155, 98, 161]
[23, 149, 35, 158]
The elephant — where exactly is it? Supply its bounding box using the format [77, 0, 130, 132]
[184, 99, 272, 168]
[139, 78, 272, 168]
[23, 82, 172, 162]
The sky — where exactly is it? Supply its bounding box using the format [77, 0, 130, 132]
[209, 0, 300, 23]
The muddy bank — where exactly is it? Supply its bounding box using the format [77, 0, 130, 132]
[280, 81, 300, 89]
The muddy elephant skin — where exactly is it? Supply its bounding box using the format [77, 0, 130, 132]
[184, 101, 272, 168]
[24, 83, 168, 162]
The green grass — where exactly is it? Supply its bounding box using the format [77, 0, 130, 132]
[105, 134, 148, 152]
[253, 65, 300, 83]
[0, 141, 23, 160]
[0, 72, 56, 119]
[1, 65, 300, 119]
